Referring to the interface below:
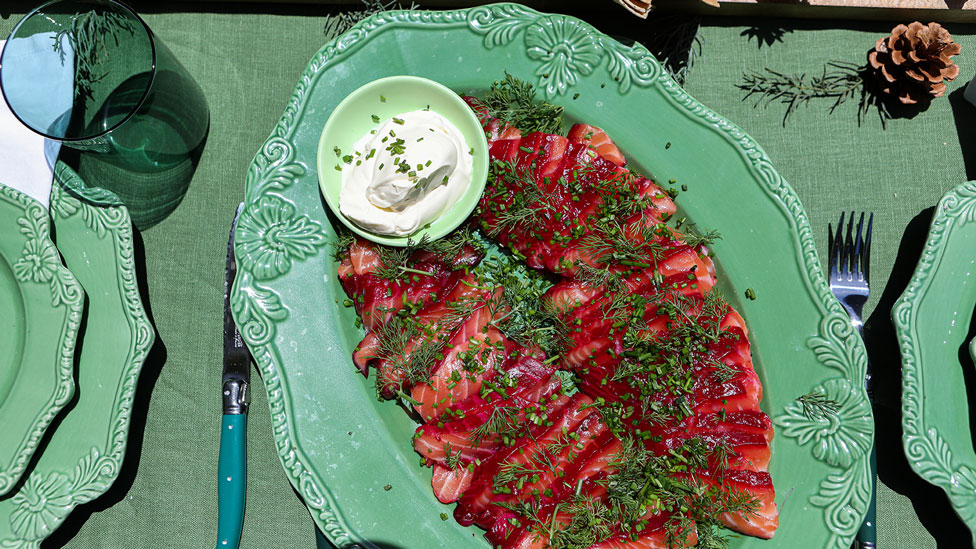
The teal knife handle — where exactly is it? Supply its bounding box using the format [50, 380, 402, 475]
[856, 443, 877, 548]
[217, 413, 246, 549]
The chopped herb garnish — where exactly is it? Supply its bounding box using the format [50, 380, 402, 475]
[371, 114, 380, 123]
[380, 95, 387, 102]
[392, 117, 405, 125]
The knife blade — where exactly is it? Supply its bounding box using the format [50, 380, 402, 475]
[217, 202, 250, 549]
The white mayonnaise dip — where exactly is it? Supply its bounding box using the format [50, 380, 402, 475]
[338, 110, 472, 236]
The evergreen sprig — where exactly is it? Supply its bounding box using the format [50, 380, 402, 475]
[739, 61, 889, 126]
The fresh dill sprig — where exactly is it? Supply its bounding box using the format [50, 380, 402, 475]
[469, 405, 523, 446]
[739, 61, 867, 125]
[482, 72, 564, 134]
[578, 217, 665, 269]
[796, 391, 841, 420]
[52, 9, 136, 101]
[683, 224, 722, 249]
[443, 442, 463, 470]
[482, 158, 555, 238]
[374, 238, 436, 281]
[373, 229, 481, 282]
[370, 314, 444, 398]
[332, 228, 356, 262]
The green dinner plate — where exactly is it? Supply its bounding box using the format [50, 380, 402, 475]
[233, 5, 873, 548]
[893, 182, 976, 544]
[0, 164, 154, 547]
[0, 183, 83, 497]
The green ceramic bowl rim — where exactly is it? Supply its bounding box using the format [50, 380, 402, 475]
[316, 75, 489, 247]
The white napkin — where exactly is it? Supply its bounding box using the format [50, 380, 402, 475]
[0, 37, 73, 210]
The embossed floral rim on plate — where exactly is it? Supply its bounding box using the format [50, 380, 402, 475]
[0, 164, 155, 547]
[232, 4, 874, 548]
[893, 181, 976, 544]
[0, 183, 83, 497]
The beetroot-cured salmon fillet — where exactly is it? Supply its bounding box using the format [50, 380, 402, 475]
[334, 83, 778, 547]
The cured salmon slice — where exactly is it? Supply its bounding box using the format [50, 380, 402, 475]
[455, 393, 593, 527]
[413, 375, 564, 468]
[701, 469, 778, 539]
[590, 525, 699, 549]
[429, 357, 559, 427]
[431, 464, 474, 504]
[411, 289, 507, 422]
[568, 123, 626, 167]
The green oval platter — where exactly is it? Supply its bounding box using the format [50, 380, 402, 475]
[893, 181, 976, 545]
[0, 165, 155, 547]
[232, 5, 874, 548]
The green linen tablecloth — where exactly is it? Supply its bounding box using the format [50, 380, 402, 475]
[2, 1, 973, 546]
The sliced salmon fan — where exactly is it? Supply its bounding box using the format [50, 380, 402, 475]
[334, 91, 777, 547]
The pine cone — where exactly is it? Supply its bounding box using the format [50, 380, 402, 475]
[868, 21, 961, 105]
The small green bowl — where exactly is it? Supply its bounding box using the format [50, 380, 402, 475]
[316, 76, 489, 247]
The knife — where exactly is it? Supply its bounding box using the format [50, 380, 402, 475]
[218, 202, 250, 549]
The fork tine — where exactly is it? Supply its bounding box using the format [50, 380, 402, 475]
[863, 212, 873, 282]
[830, 212, 845, 277]
[843, 211, 855, 278]
[853, 212, 865, 279]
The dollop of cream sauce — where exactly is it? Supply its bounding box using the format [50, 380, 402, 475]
[338, 110, 472, 236]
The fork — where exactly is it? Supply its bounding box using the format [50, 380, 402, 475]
[828, 212, 876, 549]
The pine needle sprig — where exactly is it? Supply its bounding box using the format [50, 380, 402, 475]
[323, 0, 418, 41]
[739, 61, 867, 125]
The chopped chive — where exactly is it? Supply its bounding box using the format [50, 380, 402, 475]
[334, 164, 341, 171]
[665, 141, 672, 149]
[417, 137, 424, 142]
[392, 117, 405, 125]
[371, 114, 380, 123]
[333, 146, 341, 157]
[681, 184, 688, 192]
[745, 288, 757, 300]
[342, 154, 353, 164]
[380, 95, 387, 102]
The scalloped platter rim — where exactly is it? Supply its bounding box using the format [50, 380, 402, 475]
[0, 164, 155, 546]
[0, 182, 83, 497]
[233, 5, 874, 548]
[892, 180, 976, 545]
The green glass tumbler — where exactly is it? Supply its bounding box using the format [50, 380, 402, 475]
[0, 0, 209, 228]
